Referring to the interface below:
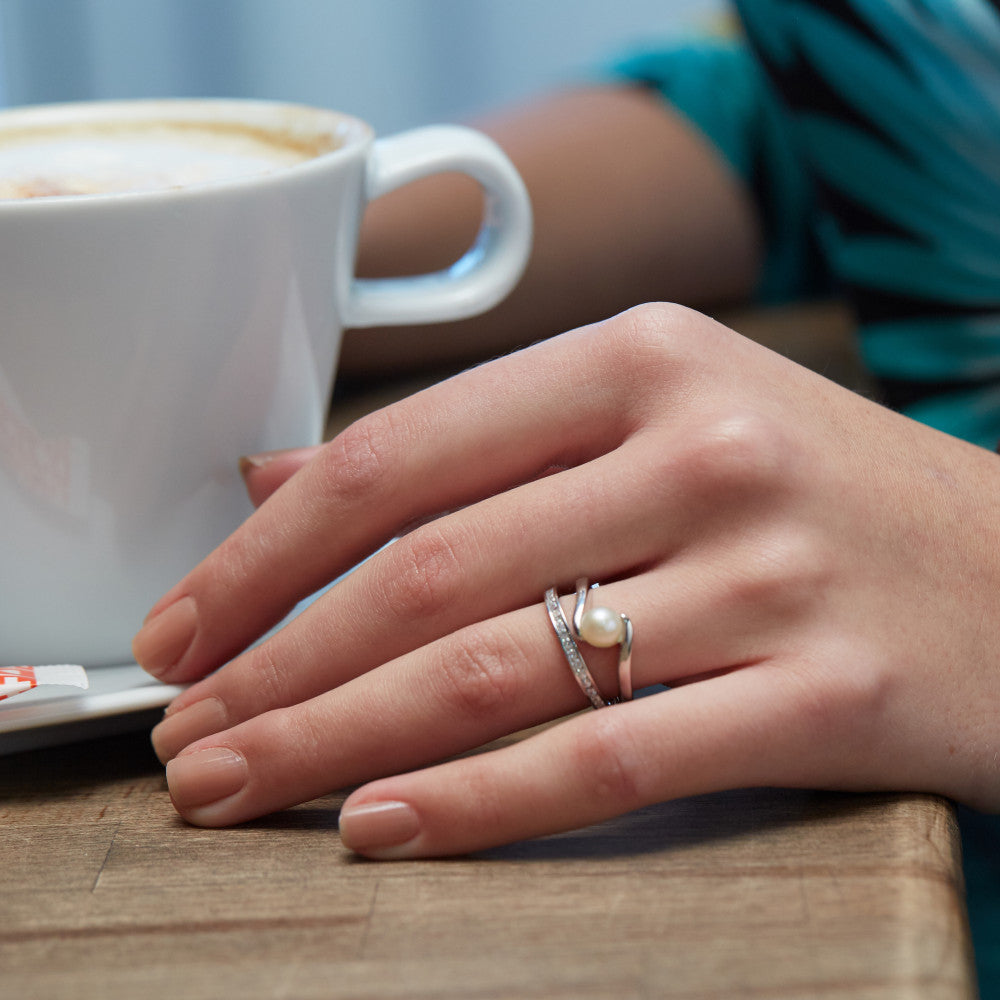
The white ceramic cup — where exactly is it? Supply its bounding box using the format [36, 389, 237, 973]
[0, 98, 532, 666]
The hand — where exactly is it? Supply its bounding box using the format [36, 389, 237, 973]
[133, 303, 1000, 857]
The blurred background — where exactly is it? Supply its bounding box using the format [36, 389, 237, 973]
[0, 0, 722, 131]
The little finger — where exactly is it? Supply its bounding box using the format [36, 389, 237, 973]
[338, 665, 833, 858]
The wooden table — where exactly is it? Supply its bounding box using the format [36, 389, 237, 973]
[0, 729, 975, 999]
[0, 302, 977, 998]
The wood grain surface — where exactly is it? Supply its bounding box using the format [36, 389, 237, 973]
[0, 728, 975, 999]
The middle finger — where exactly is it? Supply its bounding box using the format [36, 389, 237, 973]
[152, 438, 677, 760]
[162, 563, 785, 827]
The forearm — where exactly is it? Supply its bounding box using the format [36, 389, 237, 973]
[340, 85, 764, 377]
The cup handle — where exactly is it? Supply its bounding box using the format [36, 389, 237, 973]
[343, 125, 533, 329]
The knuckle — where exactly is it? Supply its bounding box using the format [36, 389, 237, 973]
[383, 523, 466, 624]
[243, 642, 294, 710]
[207, 523, 272, 598]
[727, 528, 832, 616]
[586, 302, 712, 420]
[784, 653, 893, 749]
[434, 626, 526, 723]
[254, 704, 329, 779]
[570, 709, 648, 811]
[606, 301, 732, 365]
[827, 659, 893, 732]
[317, 410, 401, 506]
[675, 411, 793, 498]
[599, 302, 697, 369]
[614, 301, 698, 348]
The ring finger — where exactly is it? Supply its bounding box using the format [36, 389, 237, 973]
[150, 431, 682, 761]
[161, 567, 783, 827]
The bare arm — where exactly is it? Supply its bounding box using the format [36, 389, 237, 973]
[340, 84, 764, 377]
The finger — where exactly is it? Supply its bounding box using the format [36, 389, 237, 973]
[149, 401, 800, 760]
[132, 317, 648, 682]
[150, 430, 667, 750]
[239, 446, 322, 508]
[157, 546, 814, 822]
[154, 550, 627, 764]
[150, 460, 809, 763]
[162, 603, 599, 826]
[335, 665, 842, 858]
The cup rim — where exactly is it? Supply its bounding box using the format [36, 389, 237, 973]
[0, 97, 373, 207]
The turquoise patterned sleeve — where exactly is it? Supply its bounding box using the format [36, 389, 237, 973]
[606, 36, 831, 304]
[609, 5, 1000, 451]
[734, 0, 1000, 450]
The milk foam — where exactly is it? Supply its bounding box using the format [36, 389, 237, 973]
[0, 125, 316, 199]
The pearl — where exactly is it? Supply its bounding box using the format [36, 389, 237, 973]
[578, 606, 625, 647]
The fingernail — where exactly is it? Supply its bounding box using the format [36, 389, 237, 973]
[166, 746, 247, 814]
[239, 446, 318, 476]
[152, 697, 228, 764]
[339, 801, 421, 859]
[238, 452, 275, 477]
[132, 596, 198, 678]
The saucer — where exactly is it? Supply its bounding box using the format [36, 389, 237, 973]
[0, 564, 365, 755]
[0, 663, 183, 754]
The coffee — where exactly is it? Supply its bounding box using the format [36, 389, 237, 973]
[0, 120, 335, 199]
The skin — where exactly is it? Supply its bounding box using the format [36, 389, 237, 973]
[131, 87, 1000, 856]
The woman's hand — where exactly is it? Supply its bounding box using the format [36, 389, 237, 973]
[132, 303, 1000, 857]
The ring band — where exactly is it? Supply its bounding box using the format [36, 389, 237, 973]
[545, 578, 633, 709]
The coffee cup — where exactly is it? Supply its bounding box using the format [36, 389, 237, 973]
[0, 98, 532, 666]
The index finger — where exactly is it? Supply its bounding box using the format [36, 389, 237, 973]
[131, 313, 658, 683]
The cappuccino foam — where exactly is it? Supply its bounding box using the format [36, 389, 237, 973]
[0, 121, 327, 199]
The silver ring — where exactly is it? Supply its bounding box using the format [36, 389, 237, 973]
[545, 578, 633, 709]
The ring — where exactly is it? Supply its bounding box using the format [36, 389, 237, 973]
[545, 578, 633, 709]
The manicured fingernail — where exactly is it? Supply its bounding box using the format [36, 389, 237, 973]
[339, 801, 421, 859]
[240, 446, 319, 476]
[238, 452, 274, 477]
[152, 697, 228, 764]
[166, 746, 247, 814]
[132, 596, 198, 678]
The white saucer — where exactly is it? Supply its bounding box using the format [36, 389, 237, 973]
[0, 561, 372, 755]
[0, 663, 184, 754]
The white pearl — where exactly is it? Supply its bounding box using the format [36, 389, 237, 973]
[579, 606, 625, 647]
